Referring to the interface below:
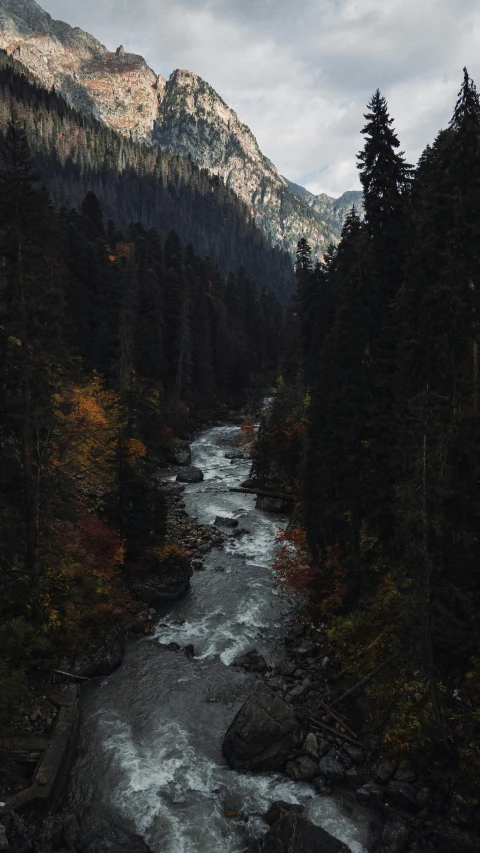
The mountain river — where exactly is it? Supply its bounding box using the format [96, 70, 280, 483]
[67, 424, 373, 853]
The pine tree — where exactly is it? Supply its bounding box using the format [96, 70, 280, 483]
[357, 91, 413, 546]
[303, 208, 370, 588]
[0, 118, 65, 575]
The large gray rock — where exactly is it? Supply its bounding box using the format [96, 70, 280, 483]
[256, 496, 290, 513]
[176, 467, 204, 484]
[167, 443, 192, 466]
[285, 755, 320, 781]
[318, 756, 345, 783]
[258, 802, 351, 853]
[231, 648, 267, 673]
[72, 635, 124, 678]
[214, 515, 239, 529]
[222, 684, 302, 772]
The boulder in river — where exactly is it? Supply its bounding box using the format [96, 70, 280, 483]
[222, 683, 302, 771]
[176, 467, 204, 484]
[256, 802, 351, 853]
[214, 515, 239, 528]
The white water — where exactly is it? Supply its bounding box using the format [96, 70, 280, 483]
[67, 425, 372, 852]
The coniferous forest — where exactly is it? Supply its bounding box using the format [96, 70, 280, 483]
[0, 108, 285, 722]
[1, 17, 480, 846]
[252, 70, 480, 793]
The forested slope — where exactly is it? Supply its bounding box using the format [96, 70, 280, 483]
[251, 71, 480, 804]
[0, 50, 295, 299]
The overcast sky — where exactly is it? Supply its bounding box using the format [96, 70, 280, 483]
[38, 0, 480, 197]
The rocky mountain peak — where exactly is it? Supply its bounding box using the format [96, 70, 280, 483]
[0, 0, 163, 140]
[0, 0, 359, 258]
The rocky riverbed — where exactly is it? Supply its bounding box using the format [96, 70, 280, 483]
[3, 423, 477, 853]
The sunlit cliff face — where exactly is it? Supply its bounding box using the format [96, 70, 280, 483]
[0, 0, 361, 259]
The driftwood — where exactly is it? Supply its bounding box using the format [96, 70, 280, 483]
[52, 669, 88, 681]
[332, 651, 400, 707]
[308, 716, 364, 748]
[229, 487, 294, 501]
[317, 699, 358, 740]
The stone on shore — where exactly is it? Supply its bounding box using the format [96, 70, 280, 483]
[257, 802, 351, 853]
[222, 683, 302, 772]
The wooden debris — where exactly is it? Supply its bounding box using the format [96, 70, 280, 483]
[308, 716, 365, 748]
[317, 699, 358, 740]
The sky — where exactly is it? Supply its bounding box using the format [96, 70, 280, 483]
[38, 0, 480, 197]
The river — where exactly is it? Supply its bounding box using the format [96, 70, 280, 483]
[67, 424, 372, 853]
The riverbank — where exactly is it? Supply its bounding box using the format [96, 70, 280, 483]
[236, 611, 480, 853]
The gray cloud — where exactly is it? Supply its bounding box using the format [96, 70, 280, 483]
[39, 0, 480, 195]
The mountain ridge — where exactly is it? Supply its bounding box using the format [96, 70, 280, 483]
[0, 0, 360, 258]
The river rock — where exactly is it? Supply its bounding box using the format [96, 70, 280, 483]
[380, 818, 411, 853]
[71, 635, 124, 678]
[256, 496, 290, 513]
[214, 515, 239, 528]
[64, 814, 154, 853]
[345, 745, 365, 764]
[387, 781, 419, 813]
[303, 732, 319, 757]
[222, 683, 302, 772]
[319, 756, 345, 783]
[373, 759, 397, 784]
[231, 648, 267, 673]
[257, 802, 351, 853]
[166, 443, 192, 466]
[285, 755, 320, 781]
[394, 761, 416, 784]
[356, 782, 385, 809]
[176, 467, 204, 484]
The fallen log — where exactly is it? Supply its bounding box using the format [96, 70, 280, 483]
[317, 699, 358, 740]
[229, 487, 294, 501]
[308, 716, 365, 748]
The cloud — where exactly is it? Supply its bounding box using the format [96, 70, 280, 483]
[38, 0, 480, 196]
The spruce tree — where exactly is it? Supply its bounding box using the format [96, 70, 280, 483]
[357, 91, 413, 546]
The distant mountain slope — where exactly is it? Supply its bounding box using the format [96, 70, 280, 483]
[0, 0, 357, 260]
[0, 49, 295, 298]
[284, 177, 364, 236]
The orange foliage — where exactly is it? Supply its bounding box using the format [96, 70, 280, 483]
[272, 525, 318, 595]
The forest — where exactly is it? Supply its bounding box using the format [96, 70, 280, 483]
[0, 49, 295, 299]
[0, 114, 285, 721]
[251, 69, 480, 792]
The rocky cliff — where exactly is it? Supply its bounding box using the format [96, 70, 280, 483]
[0, 0, 359, 259]
[0, 0, 164, 140]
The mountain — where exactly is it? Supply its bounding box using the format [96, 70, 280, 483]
[0, 0, 354, 259]
[284, 177, 364, 232]
[0, 48, 295, 297]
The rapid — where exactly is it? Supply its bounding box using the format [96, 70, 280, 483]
[66, 425, 372, 853]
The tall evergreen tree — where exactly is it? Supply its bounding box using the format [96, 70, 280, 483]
[0, 119, 65, 575]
